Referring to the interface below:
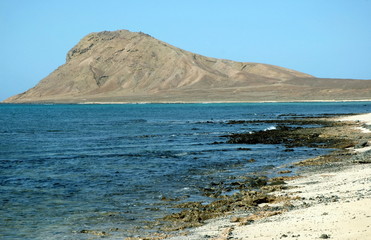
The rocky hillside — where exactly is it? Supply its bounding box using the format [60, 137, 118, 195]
[4, 30, 371, 103]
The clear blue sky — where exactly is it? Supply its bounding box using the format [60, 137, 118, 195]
[1, 0, 370, 101]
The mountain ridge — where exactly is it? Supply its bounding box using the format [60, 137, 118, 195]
[4, 30, 371, 103]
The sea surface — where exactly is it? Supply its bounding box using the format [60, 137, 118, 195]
[1, 102, 370, 239]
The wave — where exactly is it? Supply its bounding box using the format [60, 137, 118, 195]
[263, 125, 277, 131]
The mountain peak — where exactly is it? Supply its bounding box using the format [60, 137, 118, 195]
[4, 30, 371, 103]
[66, 30, 152, 62]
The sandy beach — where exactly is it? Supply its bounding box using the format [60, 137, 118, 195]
[163, 113, 371, 240]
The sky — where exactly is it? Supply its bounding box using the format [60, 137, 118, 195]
[1, 0, 371, 101]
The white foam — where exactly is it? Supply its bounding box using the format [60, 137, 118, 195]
[264, 126, 276, 131]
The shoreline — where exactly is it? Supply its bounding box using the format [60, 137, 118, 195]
[79, 99, 371, 104]
[2, 105, 370, 239]
[167, 161, 370, 240]
[2, 99, 371, 105]
[158, 113, 371, 240]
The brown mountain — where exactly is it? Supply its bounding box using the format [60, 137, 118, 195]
[4, 30, 371, 103]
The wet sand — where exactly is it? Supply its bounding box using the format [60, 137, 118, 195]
[163, 113, 371, 240]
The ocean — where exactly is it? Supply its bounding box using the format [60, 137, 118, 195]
[1, 102, 370, 239]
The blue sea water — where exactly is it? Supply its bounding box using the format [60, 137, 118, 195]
[1, 102, 370, 239]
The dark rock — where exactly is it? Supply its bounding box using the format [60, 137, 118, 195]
[269, 179, 286, 186]
[351, 150, 371, 164]
[79, 230, 108, 236]
[355, 141, 368, 149]
[225, 120, 354, 149]
[320, 233, 331, 239]
[243, 176, 268, 188]
[237, 147, 252, 151]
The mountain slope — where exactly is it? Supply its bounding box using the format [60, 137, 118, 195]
[4, 30, 371, 103]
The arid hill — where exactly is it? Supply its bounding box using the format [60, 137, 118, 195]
[4, 30, 371, 103]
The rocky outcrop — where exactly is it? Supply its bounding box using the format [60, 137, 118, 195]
[4, 30, 371, 103]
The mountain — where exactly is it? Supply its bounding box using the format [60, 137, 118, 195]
[4, 30, 371, 103]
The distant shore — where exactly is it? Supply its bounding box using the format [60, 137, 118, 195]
[2, 99, 371, 104]
[80, 99, 371, 104]
[158, 113, 371, 240]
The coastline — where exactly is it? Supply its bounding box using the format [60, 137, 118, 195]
[159, 113, 371, 240]
[2, 104, 370, 239]
[79, 99, 371, 104]
[167, 161, 370, 240]
[81, 99, 371, 104]
[2, 99, 371, 104]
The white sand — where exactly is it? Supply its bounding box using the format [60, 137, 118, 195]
[339, 113, 371, 153]
[167, 113, 371, 240]
[231, 164, 371, 240]
[339, 113, 371, 133]
[168, 163, 371, 240]
[339, 113, 371, 125]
